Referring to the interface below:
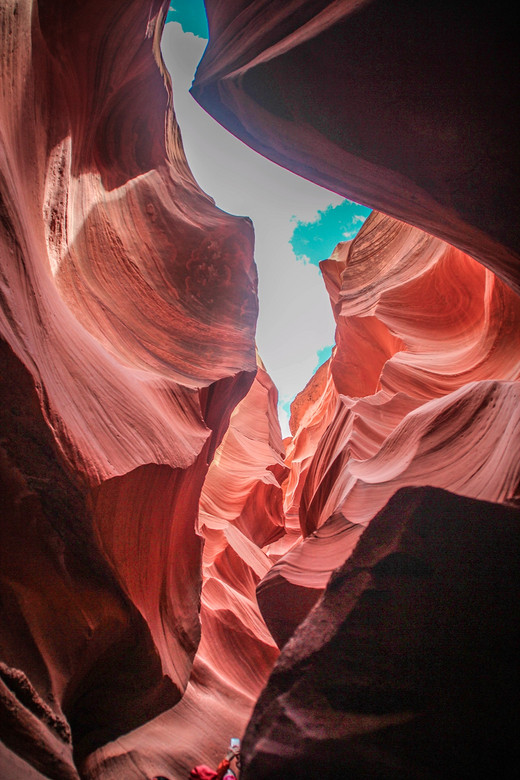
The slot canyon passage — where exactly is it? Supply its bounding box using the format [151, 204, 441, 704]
[0, 1, 519, 778]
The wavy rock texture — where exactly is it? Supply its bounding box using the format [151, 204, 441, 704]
[2, 1, 520, 779]
[199, 356, 287, 547]
[82, 357, 286, 779]
[193, 0, 520, 295]
[1, 0, 259, 776]
[260, 212, 520, 648]
[306, 213, 520, 525]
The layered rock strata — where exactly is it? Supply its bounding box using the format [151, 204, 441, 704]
[2, 1, 519, 778]
[82, 360, 285, 779]
[259, 211, 520, 649]
[1, 0, 259, 775]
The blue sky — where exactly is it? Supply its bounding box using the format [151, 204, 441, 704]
[162, 5, 370, 435]
[291, 200, 371, 266]
[167, 1, 208, 38]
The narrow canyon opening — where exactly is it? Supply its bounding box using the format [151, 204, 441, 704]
[161, 7, 371, 439]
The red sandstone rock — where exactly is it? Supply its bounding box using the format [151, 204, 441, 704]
[1, 0, 257, 775]
[258, 212, 520, 653]
[257, 512, 363, 648]
[194, 1, 520, 294]
[199, 356, 287, 548]
[304, 214, 520, 530]
[82, 357, 287, 779]
[2, 1, 520, 778]
[242, 487, 520, 779]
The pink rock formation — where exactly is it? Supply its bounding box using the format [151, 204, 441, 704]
[199, 357, 287, 548]
[259, 212, 520, 648]
[2, 1, 520, 778]
[0, 0, 259, 775]
[82, 358, 286, 779]
[304, 213, 520, 528]
[193, 1, 520, 295]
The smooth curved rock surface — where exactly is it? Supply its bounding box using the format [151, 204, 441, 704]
[2, 1, 520, 778]
[260, 211, 520, 654]
[199, 356, 287, 548]
[1, 0, 258, 775]
[83, 356, 286, 779]
[303, 214, 520, 532]
[193, 0, 520, 294]
[257, 512, 363, 648]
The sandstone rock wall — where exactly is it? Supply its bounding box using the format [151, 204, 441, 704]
[1, 1, 259, 775]
[257, 212, 520, 654]
[2, 1, 519, 778]
[193, 0, 520, 294]
[243, 487, 520, 779]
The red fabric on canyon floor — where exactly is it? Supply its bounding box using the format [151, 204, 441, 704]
[190, 766, 218, 780]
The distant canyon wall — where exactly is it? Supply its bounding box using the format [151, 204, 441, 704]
[259, 211, 520, 649]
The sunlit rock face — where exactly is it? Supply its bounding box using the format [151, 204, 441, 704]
[193, 1, 520, 295]
[304, 212, 520, 525]
[258, 212, 520, 649]
[83, 360, 286, 779]
[0, 0, 258, 775]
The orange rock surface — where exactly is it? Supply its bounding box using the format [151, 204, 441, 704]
[262, 213, 520, 645]
[0, 1, 259, 776]
[2, 1, 519, 778]
[82, 356, 286, 779]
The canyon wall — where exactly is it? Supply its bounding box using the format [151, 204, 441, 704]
[1, 1, 519, 779]
[193, 2, 520, 776]
[193, 0, 520, 294]
[0, 1, 266, 777]
[244, 486, 520, 778]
